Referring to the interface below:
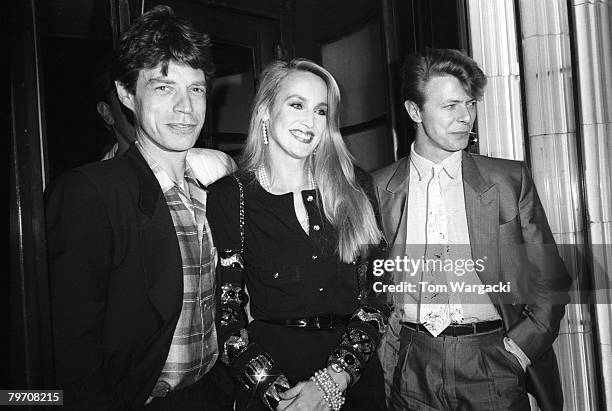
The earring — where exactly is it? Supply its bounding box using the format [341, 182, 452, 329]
[262, 121, 269, 145]
[313, 146, 318, 155]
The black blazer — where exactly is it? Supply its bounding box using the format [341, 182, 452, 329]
[46, 145, 184, 410]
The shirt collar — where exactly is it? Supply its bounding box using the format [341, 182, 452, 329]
[410, 143, 462, 181]
[136, 141, 201, 195]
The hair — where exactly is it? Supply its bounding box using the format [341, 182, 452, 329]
[110, 5, 214, 95]
[240, 58, 381, 263]
[401, 48, 487, 108]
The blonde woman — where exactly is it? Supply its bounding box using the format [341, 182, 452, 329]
[208, 59, 390, 410]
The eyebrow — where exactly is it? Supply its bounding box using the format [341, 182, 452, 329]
[147, 77, 175, 85]
[146, 77, 207, 88]
[284, 94, 328, 107]
[442, 97, 476, 104]
[284, 94, 304, 101]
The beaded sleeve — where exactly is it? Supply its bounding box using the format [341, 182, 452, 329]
[326, 252, 392, 386]
[217, 253, 289, 410]
[210, 176, 289, 410]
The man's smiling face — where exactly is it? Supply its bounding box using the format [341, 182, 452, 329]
[124, 60, 207, 153]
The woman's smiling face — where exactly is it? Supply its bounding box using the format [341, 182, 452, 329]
[266, 70, 328, 161]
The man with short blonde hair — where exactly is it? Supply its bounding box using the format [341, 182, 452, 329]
[375, 48, 571, 411]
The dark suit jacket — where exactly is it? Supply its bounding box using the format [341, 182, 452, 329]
[46, 146, 184, 410]
[373, 151, 571, 411]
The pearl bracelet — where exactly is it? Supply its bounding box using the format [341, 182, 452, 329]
[310, 369, 346, 410]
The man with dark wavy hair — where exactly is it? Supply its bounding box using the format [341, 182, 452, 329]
[46, 6, 234, 409]
[374, 49, 571, 410]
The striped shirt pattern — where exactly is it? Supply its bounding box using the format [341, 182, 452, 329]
[138, 144, 218, 393]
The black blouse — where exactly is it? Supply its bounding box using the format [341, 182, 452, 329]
[208, 173, 364, 320]
[206, 169, 390, 410]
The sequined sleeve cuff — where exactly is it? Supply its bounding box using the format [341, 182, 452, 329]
[231, 344, 290, 410]
[327, 306, 389, 386]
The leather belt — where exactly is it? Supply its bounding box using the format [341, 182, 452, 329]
[262, 314, 352, 329]
[402, 320, 503, 337]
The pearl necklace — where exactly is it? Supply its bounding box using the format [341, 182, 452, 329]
[256, 166, 316, 233]
[256, 166, 316, 192]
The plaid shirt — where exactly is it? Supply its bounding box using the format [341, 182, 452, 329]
[138, 143, 218, 394]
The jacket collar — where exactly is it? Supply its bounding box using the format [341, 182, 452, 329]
[125, 144, 184, 325]
[462, 151, 501, 291]
[384, 156, 411, 193]
[377, 157, 410, 247]
[125, 143, 162, 219]
[462, 151, 495, 195]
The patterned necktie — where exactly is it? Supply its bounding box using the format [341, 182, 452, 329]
[419, 165, 463, 336]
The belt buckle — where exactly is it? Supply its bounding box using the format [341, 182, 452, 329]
[296, 319, 308, 328]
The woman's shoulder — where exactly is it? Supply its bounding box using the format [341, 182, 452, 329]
[209, 174, 238, 190]
[208, 171, 257, 199]
[207, 175, 241, 210]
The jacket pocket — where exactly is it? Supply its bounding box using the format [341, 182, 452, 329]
[259, 265, 305, 313]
